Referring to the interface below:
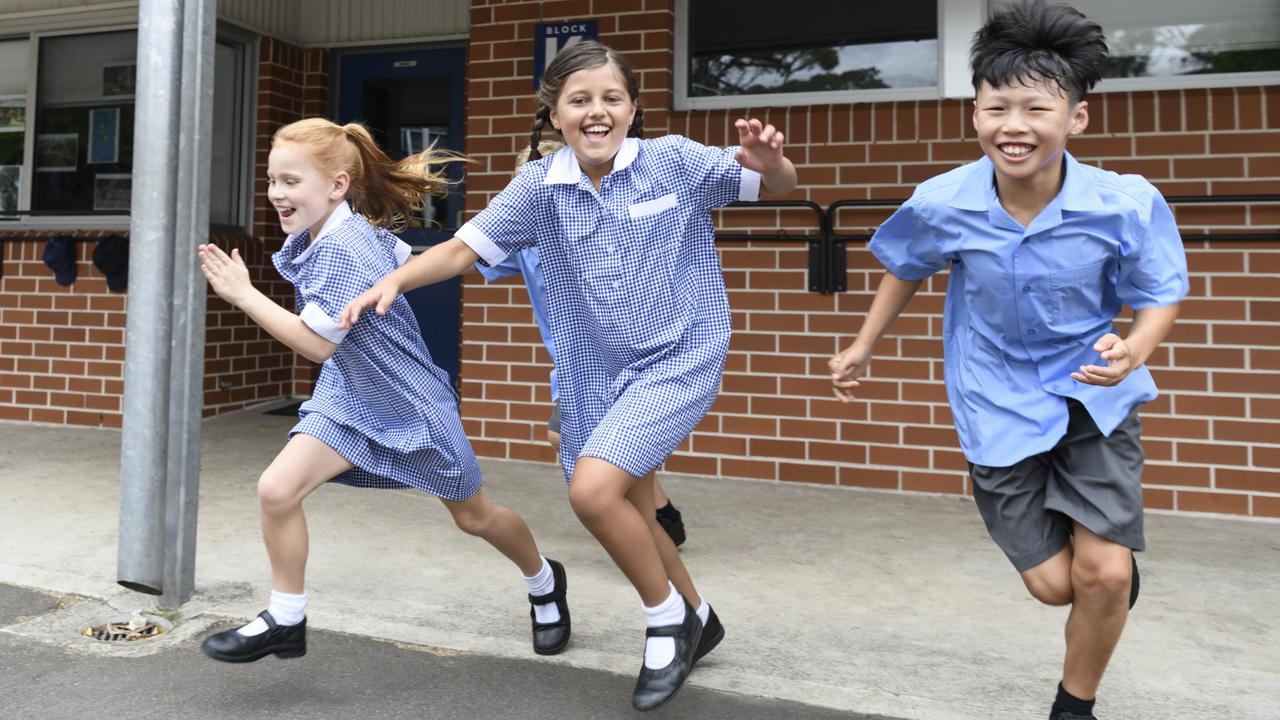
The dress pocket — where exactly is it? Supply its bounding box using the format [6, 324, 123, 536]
[627, 192, 678, 218]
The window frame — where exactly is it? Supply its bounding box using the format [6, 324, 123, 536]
[0, 21, 257, 232]
[673, 0, 1280, 110]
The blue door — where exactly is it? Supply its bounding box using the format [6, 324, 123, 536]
[335, 46, 466, 388]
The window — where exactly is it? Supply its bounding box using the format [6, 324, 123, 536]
[677, 0, 939, 108]
[0, 27, 252, 227]
[210, 38, 252, 229]
[676, 0, 1280, 109]
[0, 39, 29, 217]
[1044, 0, 1280, 83]
[32, 30, 136, 215]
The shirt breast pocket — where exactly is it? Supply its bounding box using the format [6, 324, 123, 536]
[1050, 259, 1108, 325]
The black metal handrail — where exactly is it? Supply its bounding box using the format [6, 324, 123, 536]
[716, 193, 1280, 293]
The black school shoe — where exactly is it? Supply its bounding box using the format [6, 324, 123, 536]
[693, 604, 724, 663]
[655, 502, 686, 547]
[201, 611, 306, 663]
[529, 558, 571, 655]
[1050, 713, 1097, 720]
[632, 599, 703, 712]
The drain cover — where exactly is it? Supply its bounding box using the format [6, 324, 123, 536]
[81, 612, 172, 642]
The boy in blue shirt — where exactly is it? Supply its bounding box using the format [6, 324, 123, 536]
[828, 2, 1187, 718]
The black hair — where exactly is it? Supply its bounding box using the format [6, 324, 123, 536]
[971, 1, 1108, 104]
[527, 40, 645, 161]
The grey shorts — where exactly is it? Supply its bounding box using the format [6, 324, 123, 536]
[969, 399, 1145, 572]
[548, 400, 561, 435]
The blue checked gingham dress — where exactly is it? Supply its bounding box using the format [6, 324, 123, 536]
[272, 202, 482, 500]
[457, 136, 760, 481]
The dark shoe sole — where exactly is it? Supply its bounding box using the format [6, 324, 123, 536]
[693, 621, 723, 662]
[202, 642, 306, 663]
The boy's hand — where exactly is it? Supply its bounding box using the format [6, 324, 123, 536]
[733, 118, 785, 176]
[1071, 333, 1135, 386]
[829, 343, 873, 403]
[338, 278, 400, 329]
[198, 243, 254, 308]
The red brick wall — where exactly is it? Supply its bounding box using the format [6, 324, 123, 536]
[461, 0, 1280, 519]
[0, 36, 328, 427]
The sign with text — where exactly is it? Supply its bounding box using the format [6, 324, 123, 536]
[533, 20, 598, 89]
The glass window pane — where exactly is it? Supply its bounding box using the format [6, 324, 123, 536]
[992, 0, 1280, 79]
[210, 40, 243, 226]
[1, 39, 29, 216]
[688, 1, 937, 97]
[33, 30, 136, 214]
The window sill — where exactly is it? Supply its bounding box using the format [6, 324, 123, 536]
[0, 215, 131, 232]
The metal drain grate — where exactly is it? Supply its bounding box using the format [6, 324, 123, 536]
[81, 612, 171, 642]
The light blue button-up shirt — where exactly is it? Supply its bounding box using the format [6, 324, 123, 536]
[475, 247, 559, 400]
[869, 153, 1188, 467]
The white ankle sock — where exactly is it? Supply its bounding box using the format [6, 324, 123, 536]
[523, 557, 560, 624]
[696, 599, 710, 627]
[238, 589, 307, 636]
[642, 583, 684, 670]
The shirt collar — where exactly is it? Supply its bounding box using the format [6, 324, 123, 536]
[946, 151, 1104, 214]
[1058, 152, 1104, 212]
[543, 137, 640, 185]
[291, 201, 352, 265]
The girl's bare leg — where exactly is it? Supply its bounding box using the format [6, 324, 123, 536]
[439, 489, 544, 576]
[567, 456, 669, 605]
[257, 434, 354, 593]
[627, 471, 699, 605]
[653, 478, 671, 508]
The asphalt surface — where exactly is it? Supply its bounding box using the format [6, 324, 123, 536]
[0, 583, 895, 720]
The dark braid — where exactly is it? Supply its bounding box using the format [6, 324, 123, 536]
[528, 105, 555, 161]
[628, 105, 645, 139]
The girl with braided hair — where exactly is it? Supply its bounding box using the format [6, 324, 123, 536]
[197, 118, 571, 664]
[340, 42, 796, 711]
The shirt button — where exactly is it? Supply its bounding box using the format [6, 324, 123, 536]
[1026, 328, 1037, 335]
[1022, 285, 1031, 293]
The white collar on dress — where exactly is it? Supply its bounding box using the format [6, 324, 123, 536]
[543, 137, 640, 185]
[291, 201, 353, 264]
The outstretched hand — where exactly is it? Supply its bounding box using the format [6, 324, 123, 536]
[198, 243, 254, 308]
[338, 279, 400, 329]
[829, 343, 873, 403]
[1071, 333, 1135, 386]
[734, 117, 786, 176]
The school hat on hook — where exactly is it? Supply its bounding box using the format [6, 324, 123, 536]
[93, 234, 128, 291]
[43, 235, 77, 286]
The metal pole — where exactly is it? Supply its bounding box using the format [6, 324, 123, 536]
[117, 0, 183, 596]
[160, 0, 215, 609]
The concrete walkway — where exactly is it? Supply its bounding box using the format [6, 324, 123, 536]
[0, 405, 1276, 719]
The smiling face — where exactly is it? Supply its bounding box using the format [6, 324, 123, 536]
[973, 77, 1088, 197]
[266, 141, 349, 240]
[549, 62, 636, 186]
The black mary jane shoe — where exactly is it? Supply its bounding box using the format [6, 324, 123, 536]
[529, 558, 571, 656]
[201, 611, 306, 663]
[631, 600, 703, 712]
[693, 604, 724, 663]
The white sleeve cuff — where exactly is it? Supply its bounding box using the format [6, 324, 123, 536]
[301, 302, 349, 344]
[456, 221, 510, 267]
[739, 168, 762, 202]
[393, 239, 413, 267]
